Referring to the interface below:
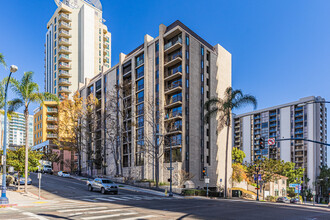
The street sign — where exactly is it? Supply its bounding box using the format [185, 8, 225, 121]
[255, 188, 260, 190]
[167, 167, 174, 170]
[268, 138, 276, 146]
[289, 183, 299, 188]
[205, 178, 210, 184]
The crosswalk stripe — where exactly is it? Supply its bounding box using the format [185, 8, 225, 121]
[123, 215, 156, 220]
[81, 212, 137, 220]
[96, 197, 116, 202]
[58, 207, 107, 213]
[106, 197, 127, 201]
[82, 199, 97, 202]
[67, 209, 128, 217]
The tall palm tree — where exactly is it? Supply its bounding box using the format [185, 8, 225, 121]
[8, 71, 58, 193]
[0, 53, 6, 68]
[204, 87, 257, 198]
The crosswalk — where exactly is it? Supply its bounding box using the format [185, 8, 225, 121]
[79, 194, 175, 203]
[10, 201, 159, 220]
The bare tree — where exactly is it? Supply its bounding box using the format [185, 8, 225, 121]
[174, 169, 195, 188]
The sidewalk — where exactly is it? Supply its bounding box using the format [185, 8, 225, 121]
[70, 175, 182, 198]
[5, 190, 52, 207]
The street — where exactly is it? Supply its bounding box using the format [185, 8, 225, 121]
[0, 173, 329, 220]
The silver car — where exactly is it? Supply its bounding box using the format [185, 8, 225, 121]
[87, 178, 119, 194]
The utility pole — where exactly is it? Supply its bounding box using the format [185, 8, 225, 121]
[255, 164, 261, 201]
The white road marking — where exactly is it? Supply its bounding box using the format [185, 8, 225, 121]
[81, 212, 137, 220]
[58, 206, 107, 213]
[22, 212, 48, 220]
[123, 215, 156, 220]
[95, 197, 116, 202]
[106, 197, 127, 201]
[82, 198, 97, 202]
[67, 209, 129, 217]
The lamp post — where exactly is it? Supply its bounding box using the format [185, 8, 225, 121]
[255, 164, 261, 201]
[0, 65, 18, 204]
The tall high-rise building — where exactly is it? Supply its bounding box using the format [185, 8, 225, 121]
[45, 0, 111, 99]
[78, 20, 232, 190]
[233, 96, 327, 189]
[0, 113, 33, 149]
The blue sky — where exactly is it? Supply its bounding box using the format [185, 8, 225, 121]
[0, 0, 329, 162]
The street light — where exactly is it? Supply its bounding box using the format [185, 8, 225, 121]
[0, 65, 18, 204]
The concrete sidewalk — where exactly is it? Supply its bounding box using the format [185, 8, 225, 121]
[5, 190, 51, 207]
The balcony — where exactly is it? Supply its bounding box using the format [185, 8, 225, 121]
[47, 133, 58, 139]
[164, 112, 182, 121]
[295, 106, 303, 111]
[164, 66, 182, 81]
[59, 62, 71, 70]
[59, 38, 71, 46]
[59, 13, 71, 22]
[59, 21, 71, 30]
[59, 30, 71, 38]
[47, 117, 58, 122]
[270, 123, 276, 127]
[59, 79, 72, 86]
[47, 108, 58, 113]
[165, 96, 182, 109]
[166, 125, 182, 134]
[295, 118, 303, 123]
[47, 125, 58, 130]
[165, 51, 182, 68]
[59, 54, 71, 62]
[295, 113, 303, 117]
[59, 70, 72, 78]
[164, 36, 182, 54]
[103, 43, 110, 50]
[165, 82, 182, 95]
[59, 46, 71, 54]
[59, 87, 71, 93]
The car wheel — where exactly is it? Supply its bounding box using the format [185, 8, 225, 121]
[88, 185, 93, 192]
[101, 188, 105, 194]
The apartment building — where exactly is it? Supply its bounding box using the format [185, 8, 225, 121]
[234, 96, 327, 189]
[78, 20, 232, 190]
[0, 113, 33, 149]
[45, 0, 111, 99]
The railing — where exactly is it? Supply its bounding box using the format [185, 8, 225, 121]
[165, 82, 182, 91]
[59, 46, 71, 52]
[295, 119, 303, 123]
[165, 65, 182, 78]
[47, 125, 58, 129]
[269, 113, 277, 116]
[295, 107, 303, 111]
[59, 30, 70, 36]
[59, 87, 71, 92]
[269, 118, 276, 122]
[167, 95, 182, 105]
[164, 37, 182, 50]
[59, 79, 71, 84]
[166, 51, 182, 63]
[59, 13, 70, 20]
[59, 62, 70, 67]
[47, 117, 57, 122]
[270, 123, 276, 127]
[59, 70, 71, 75]
[59, 21, 71, 28]
[59, 54, 70, 59]
[295, 113, 303, 117]
[165, 111, 182, 120]
[167, 125, 182, 133]
[47, 134, 58, 138]
[47, 108, 58, 113]
[59, 38, 70, 43]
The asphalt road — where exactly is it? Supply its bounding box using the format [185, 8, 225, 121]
[1, 173, 329, 220]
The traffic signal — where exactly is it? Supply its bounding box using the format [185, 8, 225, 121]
[202, 167, 207, 177]
[259, 137, 265, 149]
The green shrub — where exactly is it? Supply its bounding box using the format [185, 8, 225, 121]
[266, 196, 277, 202]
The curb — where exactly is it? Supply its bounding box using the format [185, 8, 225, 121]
[0, 204, 18, 208]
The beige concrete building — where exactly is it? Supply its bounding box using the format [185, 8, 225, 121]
[45, 0, 111, 99]
[78, 20, 232, 190]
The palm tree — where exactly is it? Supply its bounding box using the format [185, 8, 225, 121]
[0, 53, 6, 68]
[204, 87, 257, 198]
[8, 71, 58, 193]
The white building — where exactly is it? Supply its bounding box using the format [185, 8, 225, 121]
[0, 113, 34, 149]
[234, 96, 327, 189]
[45, 0, 111, 99]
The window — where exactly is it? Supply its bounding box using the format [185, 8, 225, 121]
[136, 66, 144, 79]
[54, 25, 57, 32]
[186, 36, 189, 46]
[137, 79, 144, 91]
[137, 103, 144, 115]
[137, 91, 144, 103]
[54, 56, 57, 63]
[54, 80, 56, 86]
[206, 53, 210, 61]
[54, 41, 57, 47]
[54, 64, 57, 71]
[156, 57, 159, 65]
[137, 116, 144, 127]
[201, 47, 204, 55]
[136, 53, 144, 66]
[186, 65, 189, 74]
[54, 33, 57, 39]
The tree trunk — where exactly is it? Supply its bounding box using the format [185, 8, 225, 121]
[24, 108, 29, 193]
[224, 120, 230, 198]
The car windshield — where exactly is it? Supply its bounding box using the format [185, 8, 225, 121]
[102, 180, 113, 184]
[44, 166, 51, 168]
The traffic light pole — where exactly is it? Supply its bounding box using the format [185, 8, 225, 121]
[206, 167, 209, 197]
[255, 164, 260, 201]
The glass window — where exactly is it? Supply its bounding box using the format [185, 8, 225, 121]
[54, 25, 57, 32]
[54, 80, 56, 86]
[54, 33, 57, 39]
[54, 41, 57, 47]
[54, 17, 57, 23]
[137, 91, 144, 103]
[137, 79, 144, 91]
[137, 103, 144, 115]
[155, 42, 159, 52]
[137, 116, 144, 127]
[156, 57, 159, 65]
[186, 36, 189, 46]
[201, 47, 204, 55]
[186, 65, 189, 74]
[156, 70, 159, 79]
[136, 66, 144, 79]
[54, 64, 57, 70]
[136, 53, 144, 66]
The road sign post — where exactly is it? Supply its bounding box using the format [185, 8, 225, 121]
[205, 177, 210, 197]
[37, 172, 42, 200]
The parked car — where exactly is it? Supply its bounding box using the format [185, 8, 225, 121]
[290, 198, 301, 204]
[13, 173, 32, 185]
[58, 171, 70, 177]
[276, 197, 290, 203]
[42, 165, 53, 174]
[87, 178, 119, 194]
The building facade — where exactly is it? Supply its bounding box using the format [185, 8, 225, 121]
[234, 96, 327, 189]
[45, 0, 111, 99]
[78, 20, 232, 190]
[0, 113, 33, 149]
